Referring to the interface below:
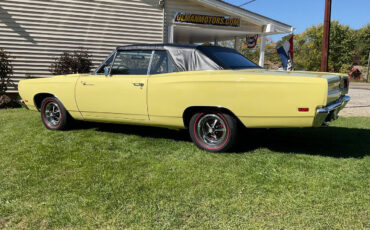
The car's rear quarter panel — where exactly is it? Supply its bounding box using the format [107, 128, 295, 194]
[148, 70, 328, 128]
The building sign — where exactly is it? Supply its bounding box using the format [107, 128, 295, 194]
[174, 12, 240, 27]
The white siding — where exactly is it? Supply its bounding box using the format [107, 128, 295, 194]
[0, 0, 164, 92]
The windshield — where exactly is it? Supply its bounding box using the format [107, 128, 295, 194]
[198, 46, 260, 70]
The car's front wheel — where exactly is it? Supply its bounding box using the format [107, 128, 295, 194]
[40, 97, 70, 130]
[189, 112, 238, 152]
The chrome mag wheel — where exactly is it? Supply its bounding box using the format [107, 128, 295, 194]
[190, 112, 238, 152]
[197, 114, 228, 147]
[44, 101, 61, 127]
[40, 97, 71, 130]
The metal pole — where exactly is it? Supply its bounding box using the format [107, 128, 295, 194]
[367, 52, 370, 83]
[321, 0, 332, 72]
[259, 35, 266, 67]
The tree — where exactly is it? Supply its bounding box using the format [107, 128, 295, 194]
[0, 49, 13, 95]
[355, 24, 370, 66]
[328, 21, 356, 72]
[239, 40, 260, 64]
[239, 37, 281, 68]
[50, 48, 93, 75]
[278, 21, 356, 73]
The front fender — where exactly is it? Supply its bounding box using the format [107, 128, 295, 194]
[18, 74, 84, 120]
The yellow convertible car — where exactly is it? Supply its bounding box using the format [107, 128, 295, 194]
[18, 44, 350, 152]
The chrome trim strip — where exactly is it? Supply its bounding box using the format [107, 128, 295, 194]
[321, 75, 341, 83]
[109, 51, 118, 77]
[328, 89, 340, 95]
[147, 50, 155, 75]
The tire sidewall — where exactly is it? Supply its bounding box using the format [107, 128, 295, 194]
[189, 112, 238, 152]
[41, 97, 68, 130]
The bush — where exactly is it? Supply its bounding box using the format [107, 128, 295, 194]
[339, 64, 352, 74]
[50, 48, 93, 75]
[0, 48, 13, 95]
[0, 49, 17, 108]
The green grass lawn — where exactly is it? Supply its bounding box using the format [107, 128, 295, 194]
[0, 109, 369, 229]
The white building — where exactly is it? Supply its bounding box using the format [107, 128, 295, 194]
[0, 0, 293, 93]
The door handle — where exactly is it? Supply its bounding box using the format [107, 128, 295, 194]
[81, 81, 94, 86]
[132, 83, 144, 87]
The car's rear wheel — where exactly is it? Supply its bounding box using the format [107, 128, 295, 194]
[189, 112, 238, 152]
[40, 97, 70, 130]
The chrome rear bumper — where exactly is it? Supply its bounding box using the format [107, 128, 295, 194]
[313, 95, 350, 127]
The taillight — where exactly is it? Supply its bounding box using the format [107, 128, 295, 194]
[344, 78, 349, 88]
[340, 78, 349, 90]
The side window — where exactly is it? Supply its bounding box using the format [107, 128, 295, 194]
[150, 51, 178, 75]
[96, 54, 114, 74]
[111, 51, 152, 75]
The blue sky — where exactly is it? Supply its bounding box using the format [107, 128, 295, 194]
[224, 0, 370, 40]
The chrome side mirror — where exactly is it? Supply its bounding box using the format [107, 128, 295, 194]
[104, 66, 111, 77]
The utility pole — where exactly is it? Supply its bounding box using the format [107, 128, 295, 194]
[367, 52, 370, 83]
[321, 0, 332, 72]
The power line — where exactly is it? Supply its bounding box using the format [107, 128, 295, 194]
[239, 0, 257, 7]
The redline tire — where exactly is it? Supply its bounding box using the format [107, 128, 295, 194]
[40, 97, 70, 130]
[189, 112, 238, 152]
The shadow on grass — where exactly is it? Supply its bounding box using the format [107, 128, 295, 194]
[236, 127, 369, 158]
[73, 122, 369, 158]
[72, 121, 190, 142]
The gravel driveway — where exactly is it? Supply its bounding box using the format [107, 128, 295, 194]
[340, 83, 370, 117]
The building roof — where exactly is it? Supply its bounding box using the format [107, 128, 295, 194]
[194, 0, 294, 34]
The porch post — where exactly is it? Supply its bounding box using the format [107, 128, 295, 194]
[168, 24, 174, 43]
[259, 35, 266, 67]
[234, 37, 239, 50]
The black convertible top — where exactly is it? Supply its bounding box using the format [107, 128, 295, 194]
[96, 43, 259, 73]
[117, 44, 222, 72]
[117, 43, 199, 51]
